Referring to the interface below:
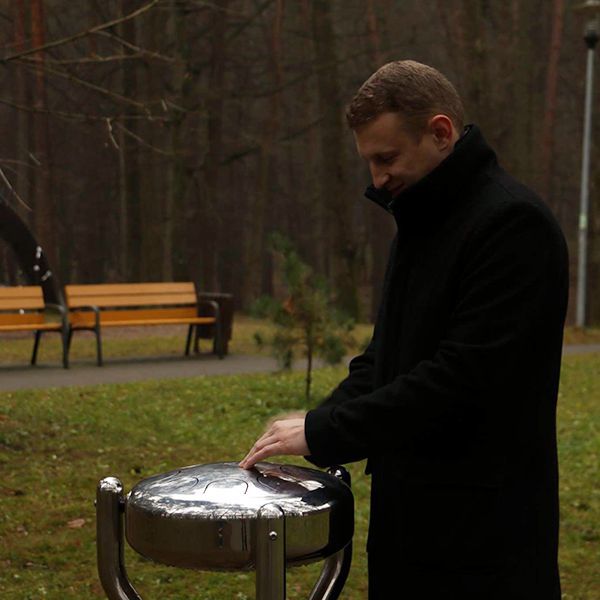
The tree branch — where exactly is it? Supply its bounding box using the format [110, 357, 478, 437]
[111, 121, 173, 156]
[25, 62, 152, 114]
[1, 0, 161, 63]
[91, 30, 177, 64]
[0, 165, 32, 211]
[0, 97, 169, 122]
[20, 52, 170, 65]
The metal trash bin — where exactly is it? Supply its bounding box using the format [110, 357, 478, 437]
[96, 462, 354, 599]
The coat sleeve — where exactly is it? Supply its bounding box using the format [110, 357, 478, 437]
[303, 236, 397, 467]
[303, 338, 376, 467]
[313, 234, 397, 410]
[317, 335, 376, 407]
[304, 201, 568, 467]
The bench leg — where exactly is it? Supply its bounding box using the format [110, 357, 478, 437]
[31, 330, 42, 366]
[194, 325, 200, 354]
[215, 319, 224, 360]
[95, 326, 103, 367]
[185, 325, 194, 356]
[61, 326, 70, 369]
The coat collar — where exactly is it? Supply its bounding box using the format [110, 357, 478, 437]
[364, 124, 497, 225]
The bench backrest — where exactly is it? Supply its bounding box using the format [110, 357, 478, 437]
[64, 282, 199, 323]
[0, 286, 46, 326]
[65, 282, 197, 307]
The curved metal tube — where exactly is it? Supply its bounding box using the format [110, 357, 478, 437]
[307, 466, 353, 600]
[96, 477, 142, 600]
[307, 543, 352, 600]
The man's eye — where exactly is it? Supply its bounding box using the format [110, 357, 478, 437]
[378, 155, 395, 164]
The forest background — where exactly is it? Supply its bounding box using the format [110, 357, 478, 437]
[1, 0, 598, 324]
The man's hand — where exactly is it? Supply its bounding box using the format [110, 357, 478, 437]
[239, 413, 309, 469]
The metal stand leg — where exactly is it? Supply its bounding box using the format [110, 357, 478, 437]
[307, 545, 352, 600]
[96, 477, 142, 600]
[256, 503, 286, 600]
[307, 466, 353, 600]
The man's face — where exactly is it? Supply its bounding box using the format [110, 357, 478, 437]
[354, 112, 454, 198]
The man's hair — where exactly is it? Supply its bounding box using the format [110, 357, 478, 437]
[346, 60, 465, 135]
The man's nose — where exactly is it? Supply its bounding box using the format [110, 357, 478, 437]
[371, 166, 390, 190]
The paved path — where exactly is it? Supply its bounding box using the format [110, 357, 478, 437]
[0, 354, 317, 392]
[562, 343, 600, 355]
[0, 345, 598, 393]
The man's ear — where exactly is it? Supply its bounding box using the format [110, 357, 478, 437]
[428, 114, 455, 150]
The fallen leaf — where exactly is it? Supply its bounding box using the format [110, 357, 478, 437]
[67, 518, 86, 529]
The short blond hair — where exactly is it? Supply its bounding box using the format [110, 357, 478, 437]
[346, 60, 464, 135]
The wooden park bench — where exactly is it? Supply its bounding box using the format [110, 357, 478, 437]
[64, 282, 223, 366]
[0, 286, 69, 368]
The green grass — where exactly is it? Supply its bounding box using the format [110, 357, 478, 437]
[0, 315, 375, 366]
[0, 315, 597, 368]
[556, 354, 600, 599]
[0, 355, 598, 599]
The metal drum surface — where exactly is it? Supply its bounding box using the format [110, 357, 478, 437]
[125, 462, 354, 571]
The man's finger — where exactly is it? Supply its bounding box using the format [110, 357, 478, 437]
[241, 442, 281, 469]
[239, 434, 277, 466]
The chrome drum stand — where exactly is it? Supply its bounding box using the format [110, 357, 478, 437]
[96, 462, 354, 600]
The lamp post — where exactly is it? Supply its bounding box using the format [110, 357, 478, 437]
[574, 1, 600, 328]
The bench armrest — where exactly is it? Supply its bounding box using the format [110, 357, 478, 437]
[69, 304, 101, 329]
[45, 303, 69, 330]
[198, 299, 220, 319]
[195, 293, 234, 352]
[45, 303, 67, 317]
[69, 304, 100, 313]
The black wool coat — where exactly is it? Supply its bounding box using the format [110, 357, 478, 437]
[305, 125, 569, 599]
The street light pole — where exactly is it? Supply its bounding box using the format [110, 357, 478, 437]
[574, 1, 600, 328]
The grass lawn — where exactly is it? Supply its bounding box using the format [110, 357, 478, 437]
[0, 315, 376, 367]
[0, 314, 597, 367]
[0, 355, 598, 599]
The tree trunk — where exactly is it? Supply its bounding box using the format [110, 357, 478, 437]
[30, 0, 57, 273]
[311, 0, 360, 319]
[366, 0, 384, 67]
[200, 1, 229, 291]
[13, 0, 29, 225]
[138, 7, 163, 282]
[119, 0, 141, 281]
[242, 0, 284, 306]
[166, 2, 194, 282]
[365, 0, 395, 320]
[539, 0, 565, 206]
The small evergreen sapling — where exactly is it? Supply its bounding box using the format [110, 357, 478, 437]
[254, 234, 355, 402]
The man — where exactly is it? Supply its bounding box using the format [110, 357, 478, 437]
[240, 60, 568, 599]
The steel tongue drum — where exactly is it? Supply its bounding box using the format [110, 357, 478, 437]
[96, 462, 354, 600]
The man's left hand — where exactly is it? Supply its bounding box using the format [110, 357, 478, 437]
[239, 415, 309, 469]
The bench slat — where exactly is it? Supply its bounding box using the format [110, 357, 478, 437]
[66, 282, 194, 297]
[66, 282, 194, 293]
[72, 317, 215, 328]
[0, 298, 45, 310]
[0, 286, 45, 300]
[0, 313, 46, 326]
[70, 308, 202, 323]
[66, 293, 197, 308]
[69, 307, 203, 323]
[0, 322, 62, 332]
[0, 287, 45, 312]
